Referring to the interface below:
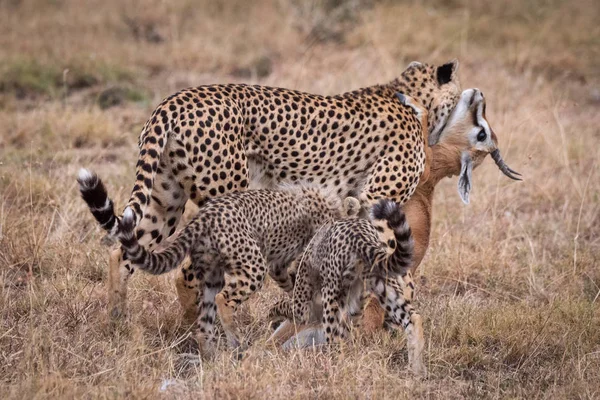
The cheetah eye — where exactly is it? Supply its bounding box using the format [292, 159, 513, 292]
[477, 129, 486, 142]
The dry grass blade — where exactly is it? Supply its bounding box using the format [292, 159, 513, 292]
[1, 0, 599, 398]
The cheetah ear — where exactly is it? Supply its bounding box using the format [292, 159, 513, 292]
[395, 92, 407, 105]
[407, 61, 423, 69]
[342, 197, 361, 217]
[458, 151, 472, 204]
[437, 59, 459, 85]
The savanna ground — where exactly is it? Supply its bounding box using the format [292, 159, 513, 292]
[1, 0, 599, 398]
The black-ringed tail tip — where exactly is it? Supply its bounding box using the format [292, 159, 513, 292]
[76, 167, 120, 236]
[121, 207, 136, 233]
[77, 168, 111, 216]
[77, 168, 96, 188]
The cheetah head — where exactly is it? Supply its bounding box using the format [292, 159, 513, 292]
[392, 59, 461, 143]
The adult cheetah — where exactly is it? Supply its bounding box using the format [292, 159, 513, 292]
[78, 60, 461, 317]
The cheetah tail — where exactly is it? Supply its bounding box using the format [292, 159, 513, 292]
[77, 168, 123, 237]
[117, 207, 189, 275]
[371, 199, 414, 274]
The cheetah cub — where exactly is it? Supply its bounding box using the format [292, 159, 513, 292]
[89, 179, 355, 357]
[268, 198, 425, 374]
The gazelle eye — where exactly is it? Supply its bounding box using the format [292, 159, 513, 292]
[477, 129, 486, 141]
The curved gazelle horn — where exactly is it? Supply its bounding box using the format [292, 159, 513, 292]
[490, 149, 522, 181]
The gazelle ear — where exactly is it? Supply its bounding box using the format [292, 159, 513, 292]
[458, 151, 473, 204]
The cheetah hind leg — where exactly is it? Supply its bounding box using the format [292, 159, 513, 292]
[108, 167, 187, 319]
[268, 263, 316, 346]
[193, 267, 224, 359]
[214, 244, 268, 356]
[176, 257, 201, 326]
[108, 247, 130, 319]
[397, 273, 426, 377]
[370, 275, 427, 377]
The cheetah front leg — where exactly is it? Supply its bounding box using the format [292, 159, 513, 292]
[267, 261, 315, 345]
[276, 279, 365, 350]
[359, 105, 427, 209]
[321, 280, 346, 345]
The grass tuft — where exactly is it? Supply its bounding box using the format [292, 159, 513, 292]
[0, 0, 598, 398]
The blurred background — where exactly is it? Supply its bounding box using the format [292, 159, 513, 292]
[0, 0, 599, 398]
[1, 0, 597, 105]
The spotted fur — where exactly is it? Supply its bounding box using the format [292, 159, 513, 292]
[268, 198, 425, 373]
[78, 60, 461, 318]
[112, 186, 352, 357]
[269, 198, 413, 337]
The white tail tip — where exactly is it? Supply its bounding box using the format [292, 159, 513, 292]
[78, 168, 94, 183]
[123, 207, 135, 223]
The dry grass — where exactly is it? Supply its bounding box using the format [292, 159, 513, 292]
[1, 0, 599, 398]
